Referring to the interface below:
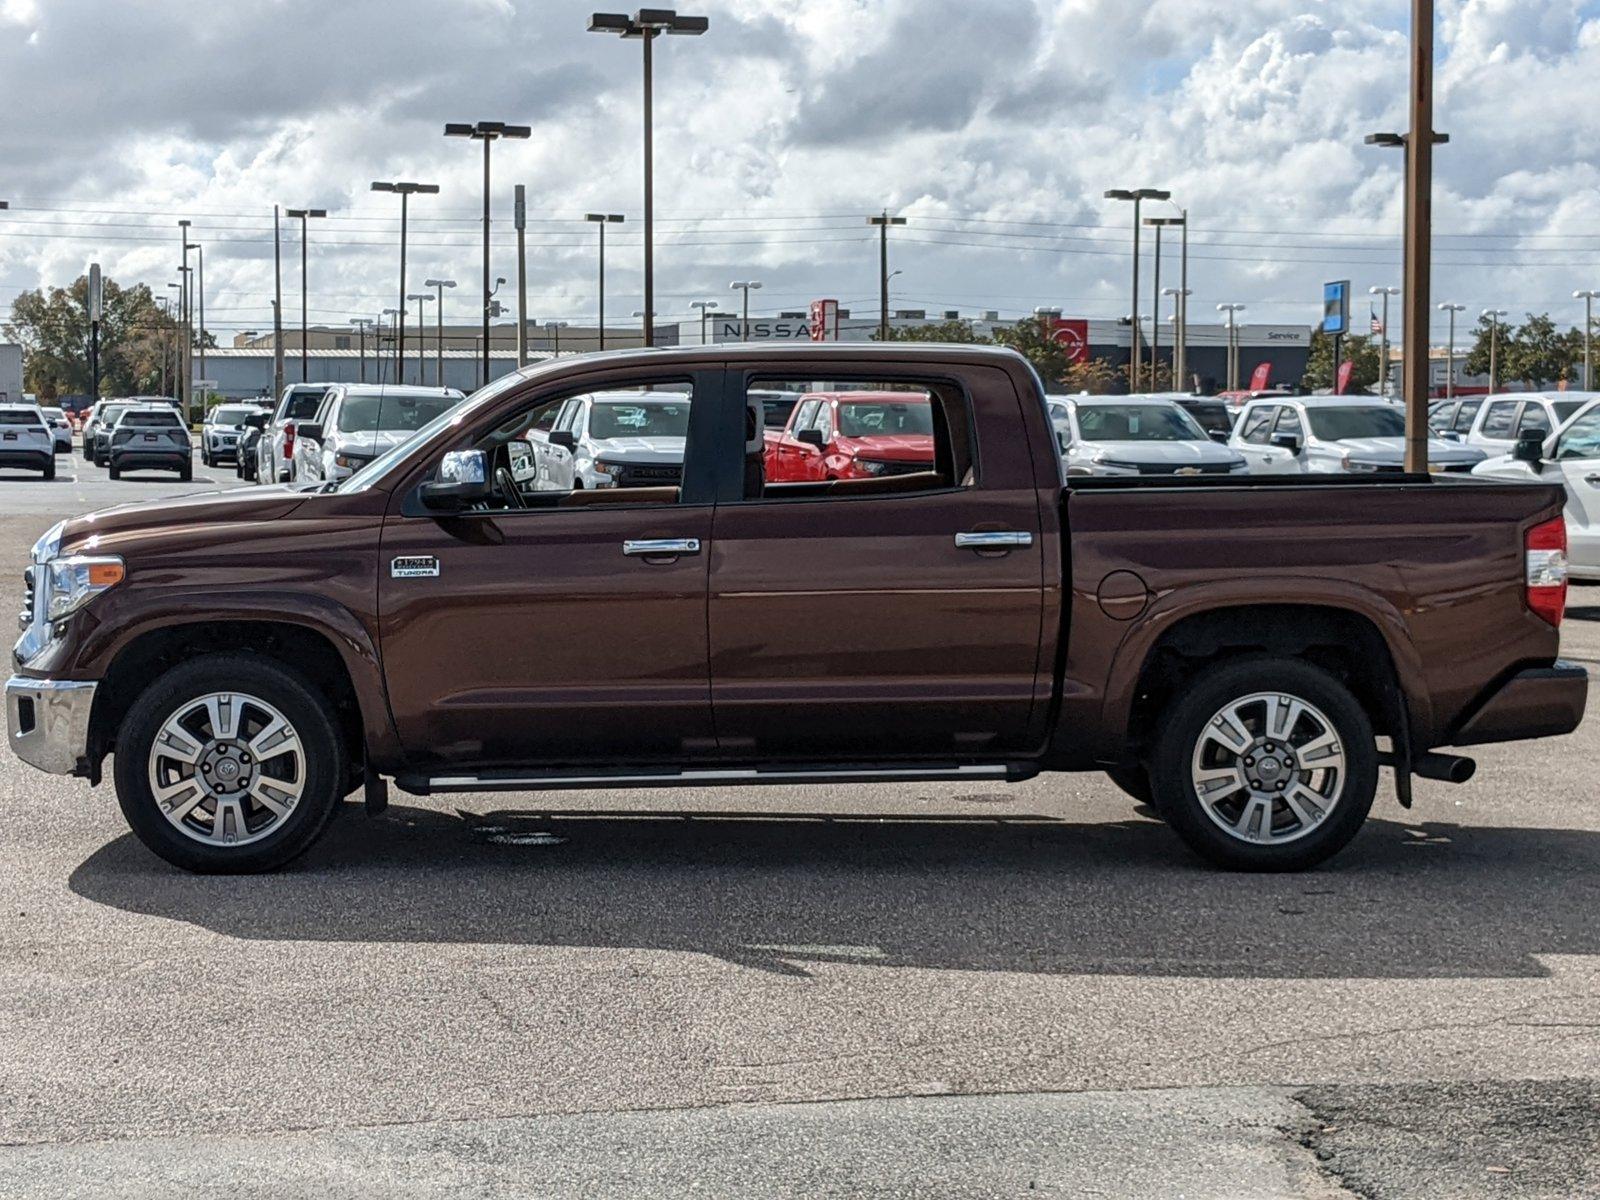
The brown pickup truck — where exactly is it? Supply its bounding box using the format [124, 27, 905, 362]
[6, 344, 1587, 873]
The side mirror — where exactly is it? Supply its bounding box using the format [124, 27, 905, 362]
[796, 428, 826, 448]
[296, 421, 324, 443]
[1270, 431, 1303, 455]
[549, 429, 577, 452]
[420, 449, 491, 511]
[507, 438, 536, 479]
[1512, 432, 1545, 466]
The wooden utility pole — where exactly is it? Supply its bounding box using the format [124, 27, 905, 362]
[1401, 0, 1439, 474]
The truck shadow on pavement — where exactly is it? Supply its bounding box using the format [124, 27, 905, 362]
[68, 803, 1600, 980]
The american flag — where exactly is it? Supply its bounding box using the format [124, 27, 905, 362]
[1369, 308, 1384, 334]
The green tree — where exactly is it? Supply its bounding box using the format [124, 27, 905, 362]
[1064, 357, 1122, 395]
[1463, 313, 1503, 386]
[991, 315, 1073, 387]
[871, 319, 988, 344]
[1302, 328, 1381, 392]
[4, 274, 181, 400]
[1502, 313, 1577, 389]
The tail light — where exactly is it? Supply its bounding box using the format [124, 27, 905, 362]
[1526, 516, 1568, 627]
[283, 422, 295, 459]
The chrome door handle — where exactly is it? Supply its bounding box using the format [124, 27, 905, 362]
[955, 531, 1033, 549]
[1584, 474, 1600, 485]
[623, 538, 701, 556]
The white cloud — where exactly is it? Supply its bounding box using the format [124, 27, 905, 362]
[0, 0, 1597, 343]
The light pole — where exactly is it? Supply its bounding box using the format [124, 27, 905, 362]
[163, 288, 179, 398]
[348, 318, 372, 383]
[1575, 290, 1599, 390]
[1482, 308, 1508, 393]
[588, 9, 709, 348]
[1217, 303, 1246, 391]
[584, 214, 624, 350]
[632, 308, 656, 344]
[1438, 301, 1465, 399]
[425, 278, 456, 386]
[1370, 285, 1400, 397]
[729, 280, 762, 342]
[407, 293, 434, 386]
[868, 212, 907, 340]
[1162, 287, 1190, 387]
[690, 300, 717, 344]
[272, 206, 285, 397]
[1146, 215, 1186, 390]
[543, 320, 570, 355]
[381, 308, 402, 386]
[284, 207, 326, 382]
[1105, 188, 1171, 393]
[371, 181, 440, 378]
[444, 121, 531, 387]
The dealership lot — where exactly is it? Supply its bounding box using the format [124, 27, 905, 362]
[2, 461, 1600, 1196]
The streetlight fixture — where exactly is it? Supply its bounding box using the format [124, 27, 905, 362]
[425, 278, 456, 387]
[584, 214, 625, 350]
[1481, 308, 1508, 393]
[1216, 303, 1246, 391]
[1437, 302, 1465, 399]
[1143, 216, 1185, 387]
[729, 280, 762, 342]
[284, 207, 327, 382]
[443, 121, 532, 386]
[371, 181, 440, 373]
[1575, 290, 1599, 390]
[407, 293, 435, 386]
[868, 213, 907, 340]
[1105, 187, 1171, 392]
[587, 9, 709, 348]
[690, 299, 718, 344]
[1369, 285, 1401, 397]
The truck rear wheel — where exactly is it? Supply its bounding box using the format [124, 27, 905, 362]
[113, 654, 346, 873]
[1147, 657, 1377, 871]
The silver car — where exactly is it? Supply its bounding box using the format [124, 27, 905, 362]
[291, 384, 464, 483]
[200, 402, 269, 467]
[1048, 395, 1247, 477]
[0, 405, 56, 478]
[1230, 397, 1486, 474]
[525, 390, 690, 490]
[37, 407, 72, 454]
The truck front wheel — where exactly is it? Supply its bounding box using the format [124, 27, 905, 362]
[113, 654, 346, 873]
[1147, 657, 1377, 871]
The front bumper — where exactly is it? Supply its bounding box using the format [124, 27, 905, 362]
[1451, 661, 1589, 746]
[5, 676, 96, 774]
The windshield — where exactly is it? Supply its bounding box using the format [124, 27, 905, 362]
[339, 392, 461, 433]
[283, 390, 326, 420]
[120, 410, 182, 427]
[209, 406, 256, 425]
[1076, 403, 1206, 441]
[837, 400, 934, 437]
[1305, 406, 1406, 440]
[1555, 401, 1586, 425]
[588, 400, 691, 440]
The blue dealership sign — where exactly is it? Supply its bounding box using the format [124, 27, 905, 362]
[1323, 280, 1350, 336]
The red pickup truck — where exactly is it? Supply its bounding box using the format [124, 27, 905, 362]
[766, 390, 936, 482]
[5, 343, 1586, 874]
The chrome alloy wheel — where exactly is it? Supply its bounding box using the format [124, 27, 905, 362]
[146, 691, 306, 847]
[1189, 691, 1345, 845]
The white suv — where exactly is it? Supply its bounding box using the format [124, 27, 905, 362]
[0, 406, 57, 478]
[291, 384, 464, 483]
[200, 402, 269, 467]
[1230, 397, 1487, 474]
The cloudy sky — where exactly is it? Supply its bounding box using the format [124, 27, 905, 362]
[1, 0, 1598, 344]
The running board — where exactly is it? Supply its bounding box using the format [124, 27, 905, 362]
[396, 762, 1034, 796]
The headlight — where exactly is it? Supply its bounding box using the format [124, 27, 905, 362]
[591, 461, 624, 487]
[855, 459, 890, 476]
[44, 555, 124, 621]
[1226, 459, 1249, 472]
[1092, 456, 1142, 473]
[334, 454, 362, 469]
[31, 520, 64, 564]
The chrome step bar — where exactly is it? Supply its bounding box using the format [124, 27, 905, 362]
[398, 762, 1032, 796]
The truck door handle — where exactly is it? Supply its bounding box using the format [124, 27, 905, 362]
[1583, 474, 1600, 485]
[623, 538, 701, 557]
[955, 531, 1033, 550]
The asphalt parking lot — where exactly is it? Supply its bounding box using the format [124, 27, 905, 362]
[2, 448, 1599, 1197]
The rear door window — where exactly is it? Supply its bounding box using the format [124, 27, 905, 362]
[1480, 401, 1519, 438]
[1452, 399, 1483, 432]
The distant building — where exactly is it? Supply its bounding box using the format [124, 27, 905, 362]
[0, 343, 22, 403]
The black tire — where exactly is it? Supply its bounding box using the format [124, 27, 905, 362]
[1147, 657, 1377, 871]
[114, 654, 346, 873]
[179, 462, 192, 482]
[107, 463, 120, 480]
[1104, 763, 1152, 805]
